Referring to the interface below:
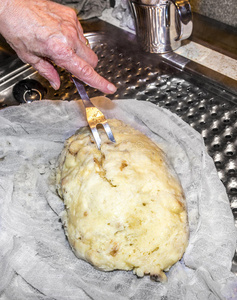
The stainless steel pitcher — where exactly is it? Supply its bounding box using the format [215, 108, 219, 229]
[129, 0, 193, 53]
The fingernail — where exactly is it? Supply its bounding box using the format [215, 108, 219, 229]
[50, 81, 59, 90]
[107, 83, 117, 93]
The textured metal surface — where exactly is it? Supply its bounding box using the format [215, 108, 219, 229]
[0, 30, 236, 272]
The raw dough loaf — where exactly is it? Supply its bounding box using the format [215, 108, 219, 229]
[56, 119, 189, 281]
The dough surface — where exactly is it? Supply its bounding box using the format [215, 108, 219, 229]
[56, 119, 189, 280]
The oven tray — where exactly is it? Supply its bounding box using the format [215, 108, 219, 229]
[0, 27, 236, 273]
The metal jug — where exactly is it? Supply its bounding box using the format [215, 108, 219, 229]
[129, 0, 193, 53]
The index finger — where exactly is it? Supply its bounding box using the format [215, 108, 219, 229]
[57, 49, 117, 94]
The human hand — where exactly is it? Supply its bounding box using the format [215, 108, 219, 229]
[0, 0, 117, 94]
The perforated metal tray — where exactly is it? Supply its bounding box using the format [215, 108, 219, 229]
[0, 24, 236, 272]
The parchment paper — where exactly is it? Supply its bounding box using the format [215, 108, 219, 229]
[0, 98, 236, 300]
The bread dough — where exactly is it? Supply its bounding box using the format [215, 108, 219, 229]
[56, 119, 189, 281]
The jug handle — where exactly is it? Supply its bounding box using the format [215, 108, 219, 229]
[171, 0, 193, 41]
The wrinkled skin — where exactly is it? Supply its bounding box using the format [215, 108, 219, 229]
[0, 0, 117, 93]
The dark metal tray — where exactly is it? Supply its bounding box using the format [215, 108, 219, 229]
[0, 20, 236, 273]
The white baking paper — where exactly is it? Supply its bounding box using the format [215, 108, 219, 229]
[0, 98, 236, 300]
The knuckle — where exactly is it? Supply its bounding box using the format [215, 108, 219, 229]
[68, 26, 78, 38]
[65, 6, 78, 19]
[79, 64, 105, 89]
[61, 21, 78, 39]
[21, 53, 39, 66]
[80, 64, 94, 78]
[47, 39, 74, 60]
[45, 31, 78, 61]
